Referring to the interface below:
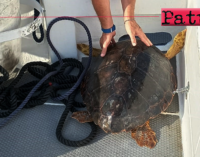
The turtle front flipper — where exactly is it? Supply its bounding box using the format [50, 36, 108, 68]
[131, 121, 157, 149]
[71, 111, 93, 123]
[165, 29, 187, 60]
[77, 44, 101, 57]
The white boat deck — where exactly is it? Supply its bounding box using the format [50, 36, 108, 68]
[0, 97, 182, 157]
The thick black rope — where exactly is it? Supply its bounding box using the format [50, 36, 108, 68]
[32, 0, 44, 43]
[46, 17, 93, 101]
[0, 17, 97, 146]
[55, 91, 97, 147]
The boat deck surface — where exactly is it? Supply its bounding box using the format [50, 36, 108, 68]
[0, 56, 182, 157]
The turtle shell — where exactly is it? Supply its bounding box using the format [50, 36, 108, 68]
[81, 40, 176, 133]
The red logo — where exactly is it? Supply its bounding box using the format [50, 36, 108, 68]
[161, 8, 200, 26]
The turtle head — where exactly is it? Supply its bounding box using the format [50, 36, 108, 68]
[164, 29, 187, 60]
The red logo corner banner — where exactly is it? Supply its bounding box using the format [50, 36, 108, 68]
[161, 8, 200, 26]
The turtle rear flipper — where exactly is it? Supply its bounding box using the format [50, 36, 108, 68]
[71, 111, 93, 123]
[131, 121, 157, 149]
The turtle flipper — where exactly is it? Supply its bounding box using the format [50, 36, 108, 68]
[131, 121, 157, 149]
[165, 29, 187, 60]
[77, 44, 101, 57]
[71, 111, 93, 123]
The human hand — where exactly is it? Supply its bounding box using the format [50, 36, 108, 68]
[124, 19, 153, 47]
[100, 31, 116, 57]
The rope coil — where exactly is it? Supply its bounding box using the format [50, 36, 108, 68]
[0, 17, 97, 147]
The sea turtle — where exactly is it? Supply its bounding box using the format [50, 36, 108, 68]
[73, 29, 186, 148]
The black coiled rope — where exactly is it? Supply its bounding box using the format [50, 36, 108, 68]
[46, 17, 92, 101]
[0, 17, 97, 147]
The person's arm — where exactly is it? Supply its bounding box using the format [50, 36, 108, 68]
[92, 0, 113, 29]
[121, 0, 136, 21]
[92, 0, 116, 57]
[121, 0, 152, 46]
